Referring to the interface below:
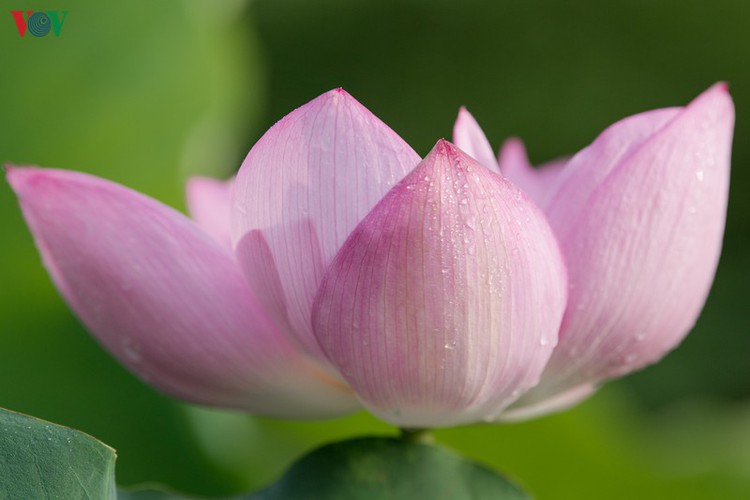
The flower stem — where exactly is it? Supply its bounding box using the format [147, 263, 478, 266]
[399, 427, 433, 444]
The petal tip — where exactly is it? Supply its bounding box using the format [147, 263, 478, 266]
[428, 138, 470, 163]
[431, 138, 458, 154]
[499, 136, 526, 155]
[4, 163, 19, 185]
[456, 106, 471, 119]
[692, 82, 734, 112]
[453, 107, 476, 133]
[319, 87, 358, 108]
[713, 81, 730, 94]
[5, 165, 41, 194]
[185, 175, 211, 198]
[425, 139, 488, 177]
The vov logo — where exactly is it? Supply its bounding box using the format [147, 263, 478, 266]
[11, 11, 68, 38]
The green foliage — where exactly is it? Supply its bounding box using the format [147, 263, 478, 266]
[0, 407, 116, 499]
[252, 437, 528, 500]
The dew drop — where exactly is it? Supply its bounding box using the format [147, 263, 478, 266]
[695, 170, 704, 182]
[444, 341, 457, 350]
[122, 339, 142, 363]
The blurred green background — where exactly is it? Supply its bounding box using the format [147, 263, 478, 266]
[1, 0, 748, 498]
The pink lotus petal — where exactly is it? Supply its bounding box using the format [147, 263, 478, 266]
[8, 167, 358, 418]
[234, 224, 344, 385]
[231, 89, 421, 360]
[495, 384, 596, 422]
[514, 83, 734, 409]
[186, 176, 234, 250]
[452, 107, 501, 174]
[498, 137, 569, 207]
[312, 140, 567, 427]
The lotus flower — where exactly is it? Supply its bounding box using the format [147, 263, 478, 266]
[8, 84, 733, 428]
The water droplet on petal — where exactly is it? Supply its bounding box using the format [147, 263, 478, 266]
[122, 339, 142, 363]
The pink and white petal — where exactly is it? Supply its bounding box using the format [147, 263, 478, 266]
[497, 138, 568, 207]
[186, 176, 234, 250]
[539, 106, 682, 213]
[312, 141, 567, 428]
[234, 223, 327, 362]
[497, 137, 531, 176]
[231, 89, 421, 360]
[495, 384, 596, 422]
[452, 107, 501, 174]
[523, 83, 734, 407]
[8, 167, 358, 419]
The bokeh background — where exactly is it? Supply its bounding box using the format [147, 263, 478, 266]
[1, 0, 749, 498]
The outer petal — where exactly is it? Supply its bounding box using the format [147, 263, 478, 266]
[8, 167, 358, 419]
[312, 141, 567, 428]
[509, 83, 734, 413]
[452, 107, 501, 174]
[498, 137, 575, 208]
[495, 384, 596, 422]
[186, 176, 233, 250]
[231, 89, 421, 360]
